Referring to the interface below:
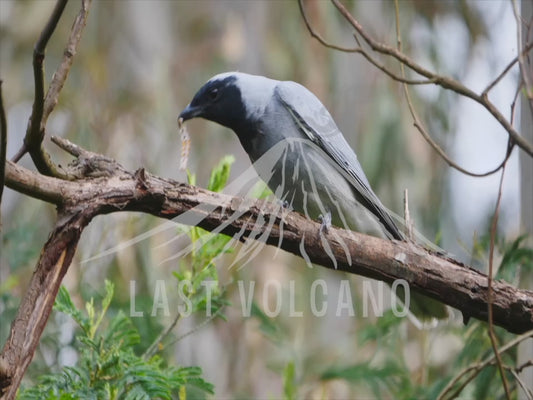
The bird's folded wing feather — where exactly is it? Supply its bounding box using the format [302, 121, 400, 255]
[274, 81, 403, 240]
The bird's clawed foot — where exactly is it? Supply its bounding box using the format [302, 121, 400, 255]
[318, 211, 332, 235]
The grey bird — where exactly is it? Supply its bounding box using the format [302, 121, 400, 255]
[179, 72, 447, 319]
[179, 72, 403, 240]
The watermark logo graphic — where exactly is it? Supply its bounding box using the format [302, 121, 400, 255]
[129, 279, 411, 319]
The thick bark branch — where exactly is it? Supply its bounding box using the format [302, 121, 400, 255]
[0, 210, 87, 399]
[5, 142, 533, 332]
[1, 139, 532, 397]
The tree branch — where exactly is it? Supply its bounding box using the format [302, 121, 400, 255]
[487, 164, 512, 398]
[0, 209, 86, 399]
[482, 42, 533, 96]
[11, 0, 92, 178]
[41, 0, 92, 130]
[1, 138, 532, 396]
[7, 139, 533, 332]
[511, 0, 533, 116]
[310, 0, 533, 158]
[391, 0, 514, 179]
[297, 0, 435, 85]
[11, 0, 68, 171]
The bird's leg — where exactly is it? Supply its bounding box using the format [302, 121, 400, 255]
[278, 199, 290, 209]
[318, 210, 332, 235]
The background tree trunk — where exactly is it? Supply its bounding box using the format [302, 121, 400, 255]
[518, 1, 533, 397]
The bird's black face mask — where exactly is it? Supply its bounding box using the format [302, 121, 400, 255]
[179, 76, 247, 132]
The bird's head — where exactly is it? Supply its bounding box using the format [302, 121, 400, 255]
[179, 72, 277, 131]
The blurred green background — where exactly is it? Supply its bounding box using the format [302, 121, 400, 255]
[1, 1, 529, 398]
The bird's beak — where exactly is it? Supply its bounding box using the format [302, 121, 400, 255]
[179, 104, 202, 122]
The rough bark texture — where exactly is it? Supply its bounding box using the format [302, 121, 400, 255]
[0, 210, 87, 400]
[1, 140, 532, 398]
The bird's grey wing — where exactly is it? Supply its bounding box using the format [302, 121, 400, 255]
[274, 81, 403, 240]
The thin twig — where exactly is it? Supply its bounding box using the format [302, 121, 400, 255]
[442, 362, 532, 400]
[41, 0, 92, 129]
[510, 82, 523, 127]
[143, 312, 182, 360]
[298, 0, 359, 53]
[437, 329, 533, 400]
[508, 367, 533, 400]
[403, 189, 413, 240]
[300, 0, 516, 176]
[11, 0, 68, 172]
[511, 0, 533, 114]
[330, 0, 533, 157]
[11, 0, 92, 178]
[516, 359, 533, 374]
[351, 35, 438, 85]
[298, 0, 435, 85]
[482, 41, 533, 96]
[51, 135, 87, 157]
[164, 307, 224, 349]
[487, 163, 512, 399]
[392, 0, 511, 178]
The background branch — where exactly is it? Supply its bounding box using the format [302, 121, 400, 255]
[391, 0, 514, 178]
[487, 165, 512, 398]
[299, 0, 533, 158]
[511, 0, 533, 116]
[437, 329, 533, 400]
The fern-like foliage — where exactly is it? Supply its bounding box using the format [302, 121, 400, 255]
[18, 282, 214, 400]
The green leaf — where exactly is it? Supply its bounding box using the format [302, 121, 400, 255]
[91, 280, 115, 338]
[104, 311, 141, 348]
[249, 302, 282, 343]
[22, 285, 215, 399]
[496, 234, 532, 283]
[474, 365, 496, 400]
[283, 361, 297, 400]
[207, 155, 235, 192]
[321, 362, 408, 397]
[172, 366, 215, 394]
[186, 170, 196, 186]
[54, 286, 90, 336]
[249, 180, 273, 199]
[358, 309, 403, 345]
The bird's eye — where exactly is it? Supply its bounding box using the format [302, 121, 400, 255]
[208, 88, 219, 101]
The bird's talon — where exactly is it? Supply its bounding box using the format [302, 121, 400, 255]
[319, 211, 332, 234]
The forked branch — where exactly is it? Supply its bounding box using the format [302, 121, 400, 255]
[10, 0, 92, 177]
